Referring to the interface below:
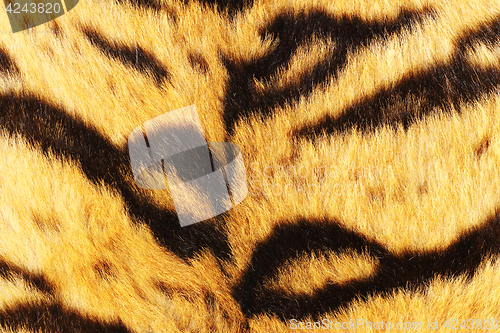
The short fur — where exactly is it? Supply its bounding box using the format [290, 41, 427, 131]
[0, 0, 499, 331]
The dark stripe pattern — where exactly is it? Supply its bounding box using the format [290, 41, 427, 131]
[0, 2, 498, 330]
[0, 259, 55, 295]
[0, 92, 231, 262]
[233, 212, 500, 321]
[222, 8, 435, 137]
[0, 48, 19, 76]
[0, 303, 131, 333]
[295, 16, 500, 139]
[183, 0, 253, 16]
[0, 258, 131, 332]
[82, 28, 171, 87]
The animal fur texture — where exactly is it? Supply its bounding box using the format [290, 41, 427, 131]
[0, 0, 499, 331]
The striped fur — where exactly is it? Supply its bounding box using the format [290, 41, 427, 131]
[0, 0, 499, 331]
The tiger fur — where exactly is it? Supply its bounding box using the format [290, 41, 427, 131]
[0, 0, 499, 331]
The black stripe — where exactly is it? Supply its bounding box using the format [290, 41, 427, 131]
[0, 48, 19, 76]
[82, 28, 170, 87]
[0, 261, 132, 332]
[0, 259, 55, 295]
[233, 213, 500, 321]
[232, 219, 387, 319]
[460, 16, 500, 49]
[0, 302, 131, 333]
[183, 0, 253, 16]
[295, 16, 500, 139]
[0, 92, 231, 262]
[222, 8, 435, 137]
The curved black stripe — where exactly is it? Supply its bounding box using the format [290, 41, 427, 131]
[0, 48, 19, 76]
[222, 8, 435, 136]
[232, 219, 387, 320]
[0, 260, 131, 332]
[460, 16, 500, 49]
[295, 16, 500, 139]
[233, 213, 500, 320]
[0, 259, 55, 295]
[0, 92, 231, 262]
[295, 60, 500, 138]
[82, 28, 170, 87]
[0, 303, 131, 333]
